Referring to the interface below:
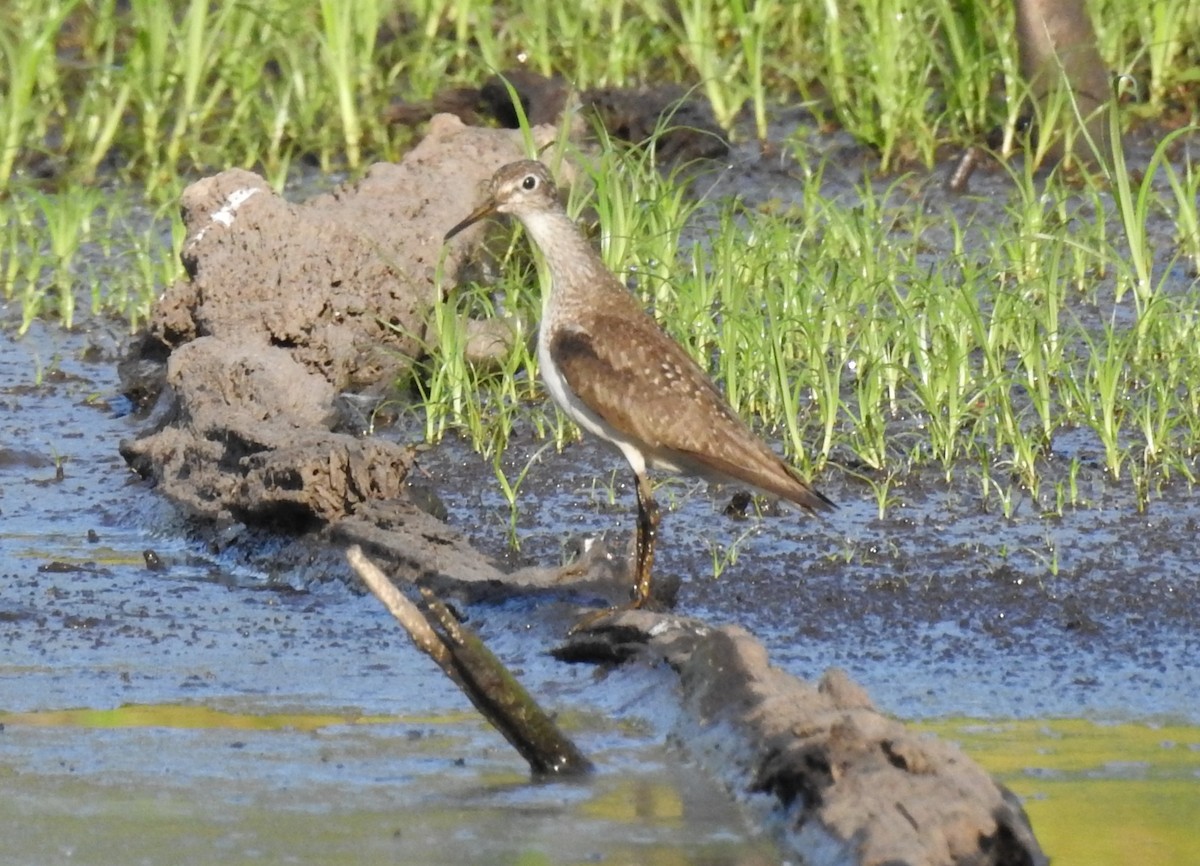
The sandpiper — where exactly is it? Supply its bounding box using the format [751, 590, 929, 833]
[445, 160, 834, 609]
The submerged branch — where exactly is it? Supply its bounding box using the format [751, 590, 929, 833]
[347, 544, 593, 778]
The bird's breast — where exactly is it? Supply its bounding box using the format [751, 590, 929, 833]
[537, 324, 596, 428]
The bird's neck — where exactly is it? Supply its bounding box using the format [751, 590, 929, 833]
[518, 208, 613, 308]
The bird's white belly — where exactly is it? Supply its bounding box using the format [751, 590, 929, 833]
[537, 325, 658, 477]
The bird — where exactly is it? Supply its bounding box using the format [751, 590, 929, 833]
[444, 159, 834, 611]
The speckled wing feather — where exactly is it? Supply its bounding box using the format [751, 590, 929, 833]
[549, 311, 833, 513]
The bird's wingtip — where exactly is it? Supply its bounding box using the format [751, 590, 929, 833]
[808, 488, 837, 512]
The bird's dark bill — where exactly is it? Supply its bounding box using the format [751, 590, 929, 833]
[444, 200, 499, 241]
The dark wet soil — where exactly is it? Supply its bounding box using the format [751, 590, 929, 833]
[415, 422, 1199, 721]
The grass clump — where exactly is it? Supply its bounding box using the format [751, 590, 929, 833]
[2, 0, 1197, 191]
[436, 125, 1199, 520]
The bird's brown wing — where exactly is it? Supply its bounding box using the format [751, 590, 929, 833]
[549, 312, 834, 512]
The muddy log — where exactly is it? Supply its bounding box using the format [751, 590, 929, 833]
[386, 68, 730, 164]
[559, 612, 1047, 866]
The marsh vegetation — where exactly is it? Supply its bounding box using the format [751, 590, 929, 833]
[2, 0, 1197, 515]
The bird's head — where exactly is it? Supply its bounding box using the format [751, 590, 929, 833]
[444, 160, 558, 241]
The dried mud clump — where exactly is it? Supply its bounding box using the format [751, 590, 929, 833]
[119, 114, 557, 577]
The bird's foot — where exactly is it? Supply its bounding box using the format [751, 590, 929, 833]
[567, 590, 664, 635]
[566, 605, 624, 635]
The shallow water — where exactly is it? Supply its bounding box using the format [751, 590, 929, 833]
[2, 308, 1197, 865]
[1, 705, 780, 866]
[927, 718, 1200, 865]
[0, 318, 778, 864]
[423, 429, 1200, 725]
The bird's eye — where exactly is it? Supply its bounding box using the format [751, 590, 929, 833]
[522, 174, 538, 191]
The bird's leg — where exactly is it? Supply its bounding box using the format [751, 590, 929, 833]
[568, 472, 661, 635]
[631, 471, 660, 608]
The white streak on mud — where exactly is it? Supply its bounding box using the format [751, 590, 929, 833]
[191, 187, 261, 246]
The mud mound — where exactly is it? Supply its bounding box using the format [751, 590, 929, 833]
[117, 112, 619, 592]
[120, 115, 563, 581]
